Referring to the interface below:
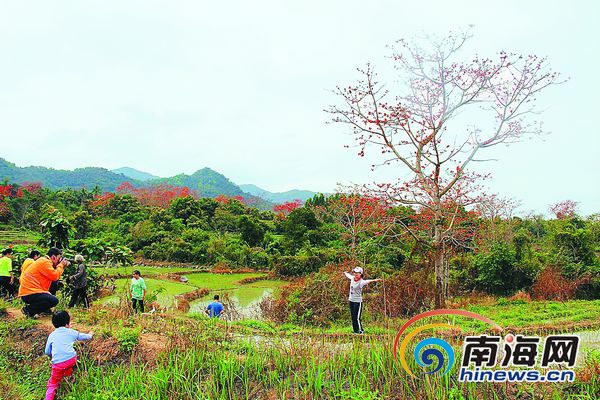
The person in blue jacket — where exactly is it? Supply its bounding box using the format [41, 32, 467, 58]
[205, 294, 224, 318]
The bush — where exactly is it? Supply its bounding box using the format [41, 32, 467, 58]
[114, 327, 140, 353]
[261, 264, 348, 326]
[530, 266, 588, 301]
[273, 254, 327, 276]
[368, 272, 434, 317]
[473, 243, 536, 295]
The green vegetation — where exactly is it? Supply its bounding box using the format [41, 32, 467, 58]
[0, 176, 599, 399]
[114, 327, 141, 353]
[101, 278, 194, 307]
[1, 305, 600, 400]
[91, 265, 199, 277]
[0, 227, 39, 248]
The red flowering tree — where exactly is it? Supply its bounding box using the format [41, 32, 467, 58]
[214, 194, 246, 204]
[0, 182, 43, 223]
[273, 199, 303, 217]
[89, 192, 116, 214]
[116, 182, 196, 208]
[16, 182, 43, 198]
[9, 182, 44, 226]
[549, 200, 578, 219]
[329, 29, 561, 307]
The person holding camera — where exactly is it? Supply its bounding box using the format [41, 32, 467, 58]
[68, 254, 88, 308]
[18, 248, 71, 318]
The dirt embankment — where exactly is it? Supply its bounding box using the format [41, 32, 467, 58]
[3, 307, 167, 367]
[173, 288, 210, 311]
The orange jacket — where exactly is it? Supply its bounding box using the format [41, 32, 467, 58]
[21, 258, 35, 275]
[18, 257, 64, 297]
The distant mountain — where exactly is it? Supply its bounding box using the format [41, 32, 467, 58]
[239, 184, 318, 204]
[151, 168, 273, 209]
[0, 157, 273, 209]
[152, 168, 244, 198]
[112, 167, 159, 182]
[0, 157, 138, 191]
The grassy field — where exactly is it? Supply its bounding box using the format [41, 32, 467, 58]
[2, 302, 600, 400]
[465, 299, 600, 332]
[4, 265, 600, 399]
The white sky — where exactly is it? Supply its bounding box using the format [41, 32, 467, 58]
[0, 1, 598, 215]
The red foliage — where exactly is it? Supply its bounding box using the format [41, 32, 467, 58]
[232, 195, 246, 204]
[89, 192, 116, 211]
[116, 181, 197, 208]
[215, 194, 246, 205]
[132, 185, 192, 208]
[549, 200, 578, 219]
[273, 199, 303, 216]
[16, 182, 42, 197]
[116, 181, 135, 195]
[0, 185, 13, 198]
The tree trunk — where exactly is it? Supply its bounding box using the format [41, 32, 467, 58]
[433, 224, 446, 308]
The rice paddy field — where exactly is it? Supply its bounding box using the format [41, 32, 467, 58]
[0, 227, 39, 248]
[94, 267, 287, 317]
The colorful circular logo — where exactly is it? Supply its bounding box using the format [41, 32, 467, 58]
[393, 309, 502, 378]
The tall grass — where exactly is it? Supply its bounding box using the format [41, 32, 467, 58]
[2, 304, 600, 399]
[63, 330, 600, 399]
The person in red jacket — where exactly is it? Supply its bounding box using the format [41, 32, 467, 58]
[18, 248, 71, 318]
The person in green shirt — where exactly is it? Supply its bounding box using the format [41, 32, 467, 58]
[128, 270, 147, 313]
[0, 248, 16, 299]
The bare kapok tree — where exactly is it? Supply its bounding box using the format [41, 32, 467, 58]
[328, 29, 561, 307]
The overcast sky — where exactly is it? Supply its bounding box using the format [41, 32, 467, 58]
[0, 1, 598, 215]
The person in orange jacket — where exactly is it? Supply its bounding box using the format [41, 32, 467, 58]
[19, 248, 71, 318]
[20, 250, 41, 275]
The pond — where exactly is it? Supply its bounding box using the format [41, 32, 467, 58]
[187, 279, 288, 319]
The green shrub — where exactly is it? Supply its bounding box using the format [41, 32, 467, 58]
[473, 243, 535, 295]
[114, 327, 140, 353]
[273, 255, 326, 276]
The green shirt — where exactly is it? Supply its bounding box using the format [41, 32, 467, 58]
[130, 277, 147, 300]
[0, 256, 12, 277]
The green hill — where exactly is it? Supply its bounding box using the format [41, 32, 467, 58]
[0, 158, 137, 191]
[152, 168, 244, 198]
[111, 167, 159, 182]
[0, 157, 273, 209]
[151, 169, 273, 209]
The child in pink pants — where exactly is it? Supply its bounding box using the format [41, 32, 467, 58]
[44, 311, 93, 400]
